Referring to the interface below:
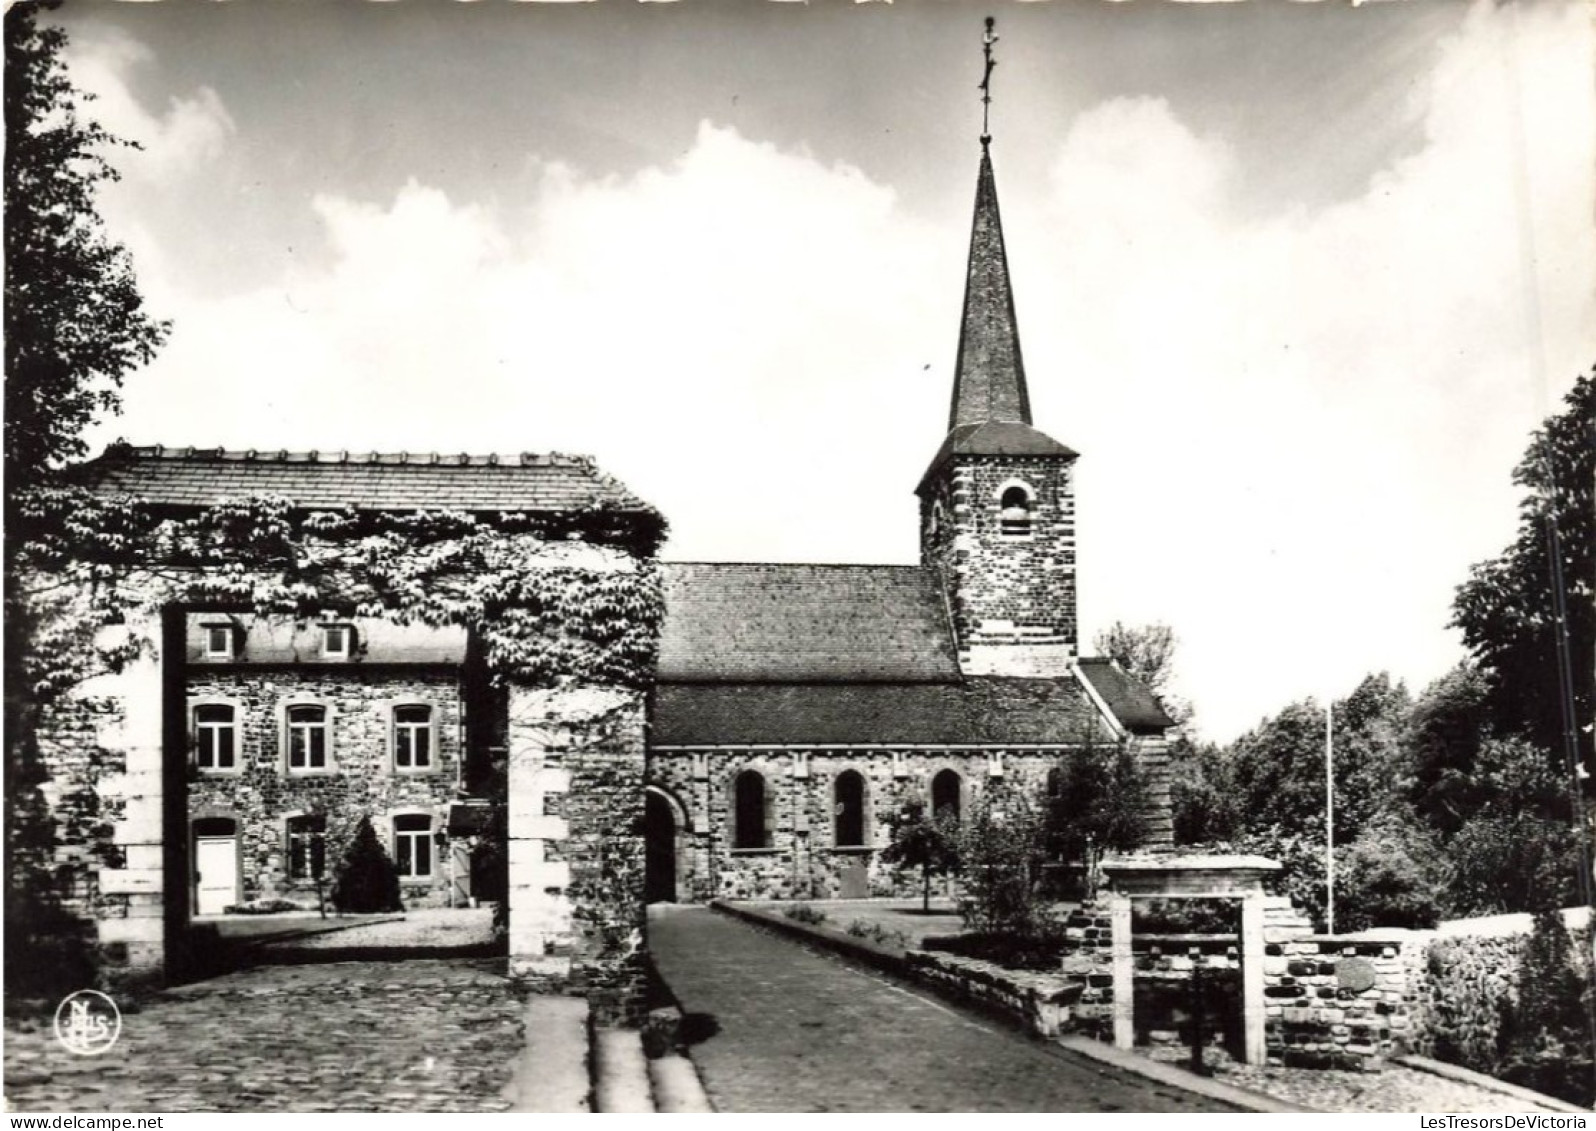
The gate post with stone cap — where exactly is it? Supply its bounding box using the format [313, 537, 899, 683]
[1101, 854, 1282, 1066]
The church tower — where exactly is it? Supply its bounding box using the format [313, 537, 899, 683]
[917, 135, 1080, 677]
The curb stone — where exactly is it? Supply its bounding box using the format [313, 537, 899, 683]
[503, 995, 591, 1112]
[593, 1028, 655, 1113]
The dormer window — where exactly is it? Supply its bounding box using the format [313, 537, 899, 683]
[321, 624, 352, 659]
[999, 485, 1033, 537]
[203, 624, 235, 659]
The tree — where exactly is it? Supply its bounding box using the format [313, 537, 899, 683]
[1169, 738, 1238, 845]
[881, 799, 960, 912]
[1227, 676, 1411, 847]
[1406, 663, 1493, 837]
[1044, 743, 1150, 899]
[1452, 372, 1594, 779]
[957, 788, 1050, 937]
[1333, 816, 1444, 931]
[1094, 621, 1190, 725]
[4, 1, 169, 492]
[330, 817, 403, 914]
[5, 1, 169, 996]
[1443, 736, 1584, 916]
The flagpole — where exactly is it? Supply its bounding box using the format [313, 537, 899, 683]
[1326, 698, 1335, 935]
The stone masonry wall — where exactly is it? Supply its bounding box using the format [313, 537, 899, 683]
[648, 748, 1070, 902]
[186, 668, 464, 909]
[921, 454, 1077, 675]
[508, 685, 648, 1026]
[42, 629, 166, 989]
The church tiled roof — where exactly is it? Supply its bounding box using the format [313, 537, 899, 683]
[651, 677, 1106, 747]
[70, 443, 655, 515]
[658, 563, 961, 683]
[1077, 658, 1177, 733]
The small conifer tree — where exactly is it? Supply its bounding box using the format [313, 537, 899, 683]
[330, 816, 402, 914]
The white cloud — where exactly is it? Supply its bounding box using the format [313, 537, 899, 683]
[99, 0, 1595, 742]
[1033, 0, 1596, 738]
[63, 25, 235, 181]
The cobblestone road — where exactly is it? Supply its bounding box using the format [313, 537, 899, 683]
[648, 906, 1238, 1113]
[4, 959, 522, 1113]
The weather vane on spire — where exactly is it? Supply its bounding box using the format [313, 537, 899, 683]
[979, 16, 998, 145]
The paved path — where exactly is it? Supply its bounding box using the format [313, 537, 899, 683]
[4, 959, 521, 1112]
[648, 906, 1238, 1113]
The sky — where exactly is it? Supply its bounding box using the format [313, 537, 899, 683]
[46, 0, 1596, 743]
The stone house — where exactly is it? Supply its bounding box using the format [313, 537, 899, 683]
[642, 142, 1177, 903]
[55, 447, 660, 944]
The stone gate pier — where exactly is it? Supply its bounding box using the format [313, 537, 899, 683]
[1100, 854, 1282, 1065]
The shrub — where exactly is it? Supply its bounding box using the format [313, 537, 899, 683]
[922, 928, 1068, 971]
[958, 788, 1050, 938]
[782, 903, 827, 926]
[843, 919, 909, 949]
[1497, 912, 1595, 1108]
[222, 898, 301, 915]
[1333, 819, 1444, 931]
[330, 817, 402, 914]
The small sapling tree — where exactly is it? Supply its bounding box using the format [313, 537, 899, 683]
[881, 799, 960, 912]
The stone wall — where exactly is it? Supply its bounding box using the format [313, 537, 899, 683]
[647, 748, 1070, 902]
[45, 632, 167, 989]
[186, 668, 465, 908]
[920, 454, 1077, 675]
[507, 685, 648, 1026]
[1262, 932, 1414, 1070]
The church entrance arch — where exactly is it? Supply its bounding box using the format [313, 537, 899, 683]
[645, 785, 692, 903]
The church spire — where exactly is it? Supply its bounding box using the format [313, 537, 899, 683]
[948, 19, 1031, 431]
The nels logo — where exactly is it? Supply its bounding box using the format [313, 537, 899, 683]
[53, 990, 122, 1056]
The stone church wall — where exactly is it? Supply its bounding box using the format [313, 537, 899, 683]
[648, 747, 1096, 903]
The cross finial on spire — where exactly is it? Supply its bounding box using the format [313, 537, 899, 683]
[979, 16, 998, 145]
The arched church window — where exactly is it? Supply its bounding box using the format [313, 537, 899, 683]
[834, 770, 866, 847]
[999, 485, 1032, 537]
[733, 770, 771, 849]
[931, 769, 962, 823]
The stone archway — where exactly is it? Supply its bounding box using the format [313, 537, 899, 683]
[644, 785, 692, 903]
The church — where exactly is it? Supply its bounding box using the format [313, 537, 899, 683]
[643, 137, 1176, 903]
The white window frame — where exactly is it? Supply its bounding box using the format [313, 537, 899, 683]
[191, 700, 242, 773]
[392, 812, 435, 881]
[284, 813, 327, 882]
[391, 703, 436, 772]
[282, 701, 334, 773]
[321, 624, 353, 660]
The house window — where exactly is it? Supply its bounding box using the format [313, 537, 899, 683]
[286, 704, 330, 770]
[194, 704, 238, 771]
[394, 814, 434, 880]
[999, 485, 1033, 537]
[286, 814, 326, 881]
[204, 624, 234, 659]
[932, 768, 962, 823]
[321, 624, 353, 659]
[393, 705, 433, 770]
[732, 770, 770, 850]
[834, 769, 866, 847]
